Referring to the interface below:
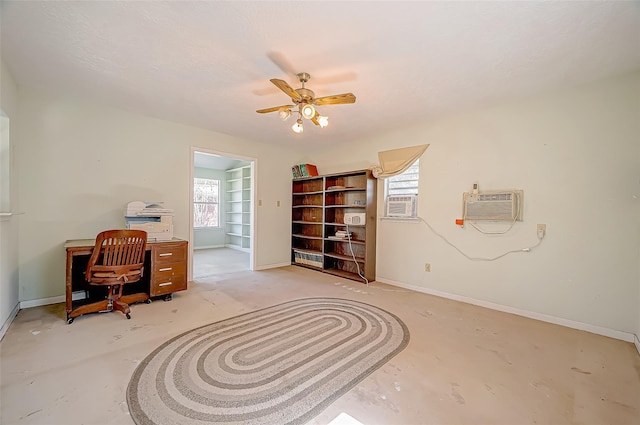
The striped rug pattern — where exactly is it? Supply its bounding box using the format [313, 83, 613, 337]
[127, 298, 410, 425]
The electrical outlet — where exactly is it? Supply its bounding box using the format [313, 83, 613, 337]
[277, 200, 281, 207]
[537, 224, 546, 238]
[424, 263, 431, 272]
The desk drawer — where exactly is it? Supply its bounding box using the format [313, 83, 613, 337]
[150, 241, 188, 297]
[153, 262, 186, 281]
[153, 242, 187, 264]
[151, 273, 187, 296]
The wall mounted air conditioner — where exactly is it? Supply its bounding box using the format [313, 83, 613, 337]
[386, 195, 417, 218]
[463, 190, 524, 221]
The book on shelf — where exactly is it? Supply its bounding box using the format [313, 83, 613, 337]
[292, 163, 319, 179]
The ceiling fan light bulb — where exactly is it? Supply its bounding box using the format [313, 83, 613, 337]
[301, 104, 316, 120]
[318, 115, 329, 128]
[292, 119, 304, 133]
[279, 108, 291, 121]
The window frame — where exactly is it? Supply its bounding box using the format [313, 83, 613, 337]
[383, 158, 420, 219]
[193, 177, 221, 229]
[384, 158, 420, 198]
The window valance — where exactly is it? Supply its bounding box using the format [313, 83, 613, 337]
[371, 144, 429, 178]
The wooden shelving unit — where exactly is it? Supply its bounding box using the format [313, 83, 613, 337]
[291, 169, 377, 282]
[225, 165, 251, 251]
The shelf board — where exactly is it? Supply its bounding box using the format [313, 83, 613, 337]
[291, 247, 323, 255]
[324, 204, 366, 208]
[325, 188, 366, 192]
[293, 190, 324, 195]
[291, 262, 323, 271]
[292, 233, 323, 240]
[325, 238, 365, 244]
[324, 252, 364, 262]
[292, 220, 322, 225]
[292, 205, 323, 208]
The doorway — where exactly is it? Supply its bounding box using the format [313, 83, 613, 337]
[189, 148, 256, 281]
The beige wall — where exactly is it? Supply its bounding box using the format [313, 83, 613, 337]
[310, 72, 640, 337]
[0, 60, 20, 334]
[16, 88, 297, 301]
[8, 70, 640, 345]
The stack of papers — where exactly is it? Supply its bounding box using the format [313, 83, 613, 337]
[328, 231, 352, 240]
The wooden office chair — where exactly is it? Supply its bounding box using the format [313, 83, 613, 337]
[80, 229, 149, 321]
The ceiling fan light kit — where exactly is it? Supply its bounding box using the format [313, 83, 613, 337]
[301, 104, 316, 119]
[317, 115, 328, 128]
[279, 107, 291, 121]
[292, 119, 304, 133]
[257, 72, 356, 134]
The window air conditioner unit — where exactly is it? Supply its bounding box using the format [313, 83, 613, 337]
[386, 195, 417, 218]
[463, 190, 524, 221]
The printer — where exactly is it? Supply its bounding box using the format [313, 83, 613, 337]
[125, 201, 174, 241]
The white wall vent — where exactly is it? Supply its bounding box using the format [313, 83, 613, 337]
[463, 190, 523, 221]
[386, 195, 417, 218]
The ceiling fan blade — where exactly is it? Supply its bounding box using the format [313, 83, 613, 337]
[271, 79, 302, 100]
[267, 51, 297, 76]
[256, 105, 293, 114]
[313, 93, 356, 106]
[310, 111, 320, 126]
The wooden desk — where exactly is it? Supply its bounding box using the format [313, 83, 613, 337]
[64, 238, 188, 323]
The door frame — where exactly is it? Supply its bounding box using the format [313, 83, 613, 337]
[189, 146, 257, 281]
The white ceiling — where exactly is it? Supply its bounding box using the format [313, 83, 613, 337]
[2, 1, 639, 148]
[193, 151, 248, 170]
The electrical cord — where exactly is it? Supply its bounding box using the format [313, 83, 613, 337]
[417, 216, 543, 261]
[345, 223, 368, 284]
[345, 224, 412, 292]
[342, 208, 543, 292]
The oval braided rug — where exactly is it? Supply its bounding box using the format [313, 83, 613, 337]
[127, 297, 410, 425]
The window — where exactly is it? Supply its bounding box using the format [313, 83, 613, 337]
[385, 159, 420, 197]
[194, 178, 220, 228]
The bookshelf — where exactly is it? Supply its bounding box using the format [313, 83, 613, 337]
[225, 165, 251, 251]
[291, 169, 377, 282]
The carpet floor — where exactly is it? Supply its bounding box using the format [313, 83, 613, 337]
[127, 297, 410, 425]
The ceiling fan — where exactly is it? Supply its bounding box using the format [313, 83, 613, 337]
[256, 72, 356, 133]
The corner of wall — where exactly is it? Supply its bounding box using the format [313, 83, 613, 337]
[0, 302, 20, 342]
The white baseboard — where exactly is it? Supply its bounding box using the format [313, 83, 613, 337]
[0, 302, 20, 342]
[224, 244, 250, 253]
[376, 277, 636, 344]
[12, 274, 640, 357]
[20, 295, 65, 309]
[254, 261, 291, 271]
[194, 244, 225, 250]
